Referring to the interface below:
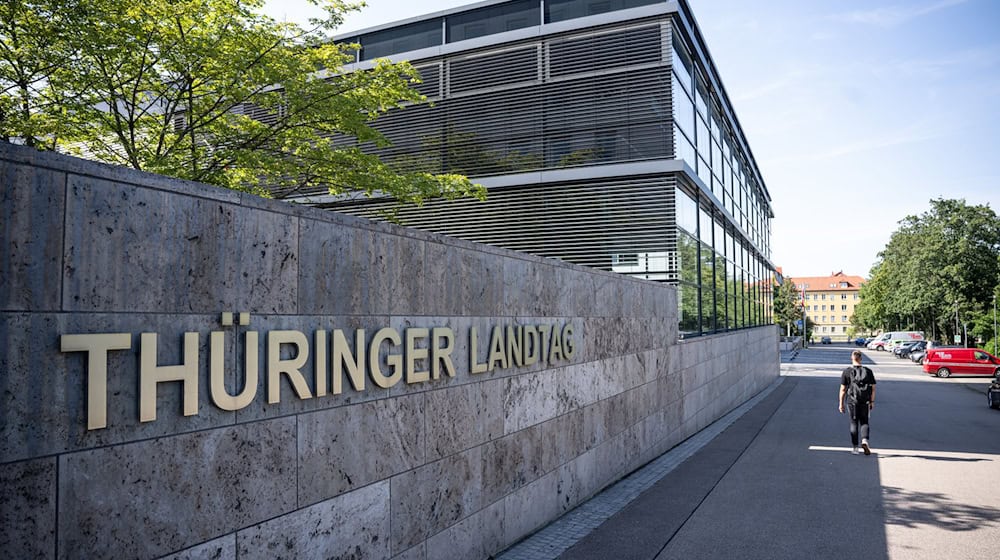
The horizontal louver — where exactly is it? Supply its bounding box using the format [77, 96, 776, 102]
[448, 46, 539, 94]
[327, 175, 678, 280]
[549, 24, 662, 77]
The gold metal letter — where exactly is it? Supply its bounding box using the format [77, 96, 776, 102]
[314, 330, 327, 397]
[405, 328, 430, 384]
[140, 332, 199, 423]
[431, 327, 456, 379]
[267, 330, 313, 404]
[469, 327, 488, 374]
[523, 326, 539, 366]
[60, 333, 132, 430]
[332, 329, 366, 394]
[209, 330, 258, 411]
[562, 324, 576, 359]
[537, 325, 552, 365]
[488, 325, 508, 371]
[369, 328, 402, 389]
[550, 324, 564, 362]
[506, 325, 524, 368]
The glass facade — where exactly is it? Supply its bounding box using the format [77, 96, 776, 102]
[318, 0, 775, 339]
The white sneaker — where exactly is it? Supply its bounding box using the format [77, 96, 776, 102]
[861, 439, 871, 456]
[852, 447, 860, 455]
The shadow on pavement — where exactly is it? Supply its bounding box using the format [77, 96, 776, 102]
[882, 486, 1000, 531]
[878, 454, 989, 463]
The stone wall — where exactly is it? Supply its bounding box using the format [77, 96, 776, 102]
[0, 143, 779, 559]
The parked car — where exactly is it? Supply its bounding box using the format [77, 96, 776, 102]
[989, 374, 1000, 409]
[909, 349, 927, 363]
[869, 331, 924, 351]
[986, 375, 1000, 409]
[854, 337, 867, 346]
[922, 348, 1000, 378]
[895, 340, 926, 359]
[820, 336, 832, 344]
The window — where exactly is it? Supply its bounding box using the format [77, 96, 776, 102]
[612, 253, 639, 266]
[842, 316, 848, 322]
[821, 294, 826, 300]
[448, 0, 538, 42]
[671, 32, 693, 94]
[854, 294, 859, 300]
[841, 305, 847, 311]
[821, 305, 826, 311]
[676, 188, 697, 235]
[361, 19, 442, 60]
[841, 294, 848, 299]
[842, 327, 848, 332]
[673, 75, 695, 137]
[545, 0, 660, 23]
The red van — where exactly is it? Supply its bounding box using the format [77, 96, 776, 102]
[922, 348, 1000, 378]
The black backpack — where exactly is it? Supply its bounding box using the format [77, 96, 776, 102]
[847, 365, 873, 403]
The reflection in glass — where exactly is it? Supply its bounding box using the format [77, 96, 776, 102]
[676, 189, 698, 236]
[448, 0, 539, 42]
[679, 282, 700, 335]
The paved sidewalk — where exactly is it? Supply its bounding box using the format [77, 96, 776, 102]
[497, 364, 1000, 560]
[497, 377, 792, 560]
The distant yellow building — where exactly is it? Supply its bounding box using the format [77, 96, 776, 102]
[789, 271, 865, 342]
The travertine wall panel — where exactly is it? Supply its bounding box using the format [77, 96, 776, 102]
[57, 417, 297, 559]
[0, 144, 779, 559]
[0, 162, 64, 311]
[0, 457, 56, 558]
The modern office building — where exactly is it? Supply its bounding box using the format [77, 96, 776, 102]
[283, 0, 776, 337]
[791, 271, 866, 341]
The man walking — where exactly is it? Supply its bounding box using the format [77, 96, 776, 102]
[839, 350, 877, 455]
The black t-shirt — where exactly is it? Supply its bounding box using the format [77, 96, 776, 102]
[841, 365, 877, 400]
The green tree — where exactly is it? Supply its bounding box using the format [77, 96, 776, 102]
[854, 198, 1000, 344]
[772, 279, 800, 335]
[0, 0, 82, 147]
[1, 0, 485, 203]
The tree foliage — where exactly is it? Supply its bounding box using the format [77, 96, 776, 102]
[0, 0, 485, 203]
[853, 198, 1000, 345]
[772, 278, 801, 334]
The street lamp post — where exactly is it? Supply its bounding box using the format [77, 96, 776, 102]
[993, 294, 997, 355]
[955, 300, 960, 346]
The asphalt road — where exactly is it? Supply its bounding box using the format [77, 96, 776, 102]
[559, 344, 1000, 560]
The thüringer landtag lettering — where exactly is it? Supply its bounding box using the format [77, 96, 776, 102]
[60, 322, 577, 430]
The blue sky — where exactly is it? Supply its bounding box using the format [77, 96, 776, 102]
[264, 0, 1000, 278]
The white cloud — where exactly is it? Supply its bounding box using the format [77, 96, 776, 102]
[831, 0, 969, 27]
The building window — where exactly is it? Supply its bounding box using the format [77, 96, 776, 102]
[361, 19, 443, 60]
[841, 294, 847, 299]
[546, 0, 661, 24]
[447, 0, 539, 42]
[842, 315, 848, 322]
[841, 305, 847, 311]
[821, 294, 826, 300]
